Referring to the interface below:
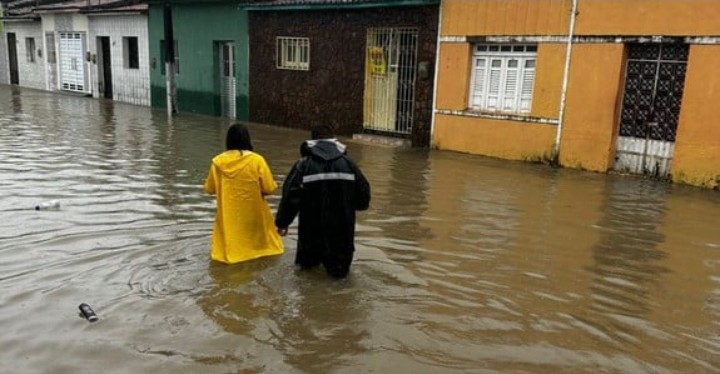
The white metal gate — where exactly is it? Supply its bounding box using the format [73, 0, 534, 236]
[58, 32, 87, 92]
[614, 44, 688, 178]
[45, 32, 57, 90]
[363, 28, 418, 135]
[220, 42, 236, 119]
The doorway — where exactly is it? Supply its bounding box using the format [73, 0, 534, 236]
[7, 33, 19, 85]
[219, 41, 236, 119]
[98, 36, 112, 99]
[614, 43, 689, 178]
[363, 28, 418, 135]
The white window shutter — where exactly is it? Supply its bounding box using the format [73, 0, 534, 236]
[503, 59, 519, 112]
[487, 59, 502, 111]
[471, 58, 486, 108]
[520, 60, 535, 113]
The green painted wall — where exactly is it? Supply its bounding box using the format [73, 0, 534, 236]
[149, 3, 249, 120]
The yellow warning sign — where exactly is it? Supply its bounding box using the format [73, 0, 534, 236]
[368, 46, 386, 77]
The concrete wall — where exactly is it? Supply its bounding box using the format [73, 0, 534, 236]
[148, 3, 249, 119]
[672, 45, 720, 188]
[89, 14, 150, 106]
[5, 21, 46, 90]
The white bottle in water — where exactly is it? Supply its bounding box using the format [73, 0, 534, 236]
[35, 200, 60, 211]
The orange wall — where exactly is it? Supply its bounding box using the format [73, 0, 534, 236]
[576, 0, 720, 36]
[435, 43, 471, 111]
[672, 45, 720, 189]
[533, 44, 565, 119]
[559, 44, 625, 172]
[441, 0, 571, 36]
[436, 43, 564, 117]
[442, 0, 720, 37]
[433, 42, 564, 160]
[433, 114, 556, 161]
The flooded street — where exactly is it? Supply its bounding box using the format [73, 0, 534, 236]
[1, 85, 720, 373]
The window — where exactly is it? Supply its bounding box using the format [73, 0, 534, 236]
[25, 37, 35, 63]
[469, 44, 537, 114]
[276, 37, 309, 70]
[160, 40, 179, 75]
[123, 36, 139, 69]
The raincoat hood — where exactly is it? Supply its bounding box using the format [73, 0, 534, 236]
[301, 139, 347, 161]
[212, 150, 255, 178]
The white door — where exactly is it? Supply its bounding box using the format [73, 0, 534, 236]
[220, 42, 236, 119]
[58, 32, 87, 92]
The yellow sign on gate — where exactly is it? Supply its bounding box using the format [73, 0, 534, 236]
[368, 46, 386, 77]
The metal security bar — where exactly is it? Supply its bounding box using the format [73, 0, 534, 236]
[363, 28, 418, 135]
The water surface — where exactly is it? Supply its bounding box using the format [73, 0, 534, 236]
[1, 86, 719, 373]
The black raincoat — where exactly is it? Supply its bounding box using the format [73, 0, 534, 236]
[275, 139, 371, 278]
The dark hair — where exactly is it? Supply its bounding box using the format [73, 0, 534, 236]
[226, 123, 254, 151]
[310, 124, 334, 140]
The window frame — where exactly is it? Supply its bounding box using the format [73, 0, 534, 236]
[468, 44, 537, 114]
[276, 36, 310, 71]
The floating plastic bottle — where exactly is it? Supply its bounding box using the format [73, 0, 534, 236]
[35, 200, 60, 211]
[78, 303, 98, 322]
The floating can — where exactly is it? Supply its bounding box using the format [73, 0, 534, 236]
[78, 303, 98, 322]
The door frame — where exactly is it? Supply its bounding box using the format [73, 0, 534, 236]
[613, 43, 688, 178]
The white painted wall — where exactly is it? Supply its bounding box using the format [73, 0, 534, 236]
[89, 14, 150, 106]
[4, 21, 46, 90]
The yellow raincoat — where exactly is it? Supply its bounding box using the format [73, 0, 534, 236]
[204, 150, 283, 264]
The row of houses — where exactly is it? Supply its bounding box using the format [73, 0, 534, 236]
[2, 0, 719, 190]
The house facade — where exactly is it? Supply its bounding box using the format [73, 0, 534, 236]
[247, 0, 439, 146]
[433, 0, 720, 189]
[3, 17, 45, 89]
[147, 0, 250, 120]
[1, 0, 150, 106]
[87, 8, 150, 105]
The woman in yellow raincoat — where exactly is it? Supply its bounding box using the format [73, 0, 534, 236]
[204, 123, 283, 264]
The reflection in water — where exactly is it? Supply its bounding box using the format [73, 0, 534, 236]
[0, 85, 719, 373]
[590, 179, 669, 319]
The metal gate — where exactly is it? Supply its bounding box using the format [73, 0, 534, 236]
[219, 42, 236, 119]
[58, 32, 87, 92]
[363, 28, 418, 135]
[614, 43, 688, 177]
[45, 32, 57, 90]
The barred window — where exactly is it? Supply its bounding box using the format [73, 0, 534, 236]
[469, 44, 537, 114]
[277, 37, 310, 71]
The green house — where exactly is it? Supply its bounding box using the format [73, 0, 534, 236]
[148, 0, 249, 120]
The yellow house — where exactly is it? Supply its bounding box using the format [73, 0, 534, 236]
[433, 0, 720, 189]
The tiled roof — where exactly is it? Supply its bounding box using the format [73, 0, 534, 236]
[2, 0, 146, 17]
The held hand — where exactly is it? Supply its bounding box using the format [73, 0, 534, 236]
[277, 227, 288, 237]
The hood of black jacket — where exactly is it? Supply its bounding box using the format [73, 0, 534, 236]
[301, 139, 347, 161]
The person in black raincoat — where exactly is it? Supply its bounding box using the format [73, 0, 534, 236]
[275, 125, 371, 278]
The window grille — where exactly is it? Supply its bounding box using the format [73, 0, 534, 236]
[276, 37, 310, 71]
[469, 44, 537, 114]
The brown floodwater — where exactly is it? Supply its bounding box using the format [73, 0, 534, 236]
[1, 85, 719, 373]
